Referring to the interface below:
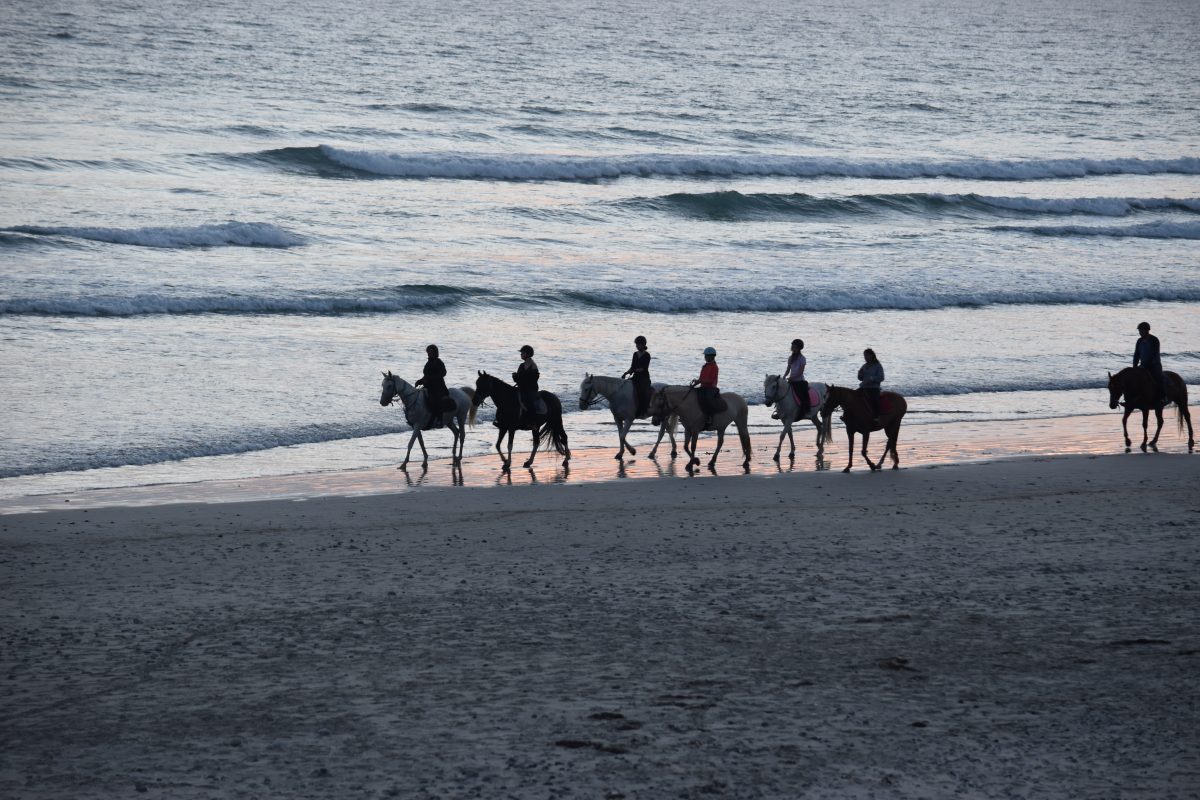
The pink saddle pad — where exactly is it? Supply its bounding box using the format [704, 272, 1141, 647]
[791, 387, 820, 408]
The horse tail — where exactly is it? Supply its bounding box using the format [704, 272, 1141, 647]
[737, 405, 752, 463]
[1173, 375, 1189, 436]
[668, 413, 679, 436]
[822, 401, 834, 443]
[538, 395, 571, 456]
[462, 387, 476, 428]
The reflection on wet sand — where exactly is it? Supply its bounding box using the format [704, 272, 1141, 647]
[1, 412, 1192, 513]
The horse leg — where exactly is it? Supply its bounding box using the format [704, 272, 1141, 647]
[505, 429, 516, 471]
[773, 423, 787, 462]
[415, 430, 429, 466]
[812, 414, 824, 455]
[787, 425, 796, 459]
[400, 429, 420, 470]
[649, 422, 665, 459]
[1140, 409, 1149, 451]
[523, 426, 540, 469]
[685, 430, 699, 470]
[1121, 408, 1133, 450]
[887, 422, 901, 469]
[495, 429, 509, 468]
[862, 431, 879, 471]
[843, 430, 855, 473]
[1150, 407, 1163, 450]
[622, 416, 636, 457]
[709, 429, 725, 468]
[616, 416, 633, 459]
[446, 419, 461, 464]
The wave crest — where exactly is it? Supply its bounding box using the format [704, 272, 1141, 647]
[5, 221, 306, 249]
[991, 221, 1200, 240]
[233, 146, 1200, 182]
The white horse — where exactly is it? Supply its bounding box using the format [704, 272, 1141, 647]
[578, 374, 679, 460]
[649, 385, 752, 472]
[763, 375, 827, 461]
[379, 371, 474, 469]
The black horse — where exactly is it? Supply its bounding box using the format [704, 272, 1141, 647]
[472, 371, 571, 470]
[1107, 367, 1194, 452]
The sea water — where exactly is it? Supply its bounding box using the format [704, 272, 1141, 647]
[2, 0, 1198, 497]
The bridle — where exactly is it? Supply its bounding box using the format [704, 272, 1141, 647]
[579, 377, 604, 409]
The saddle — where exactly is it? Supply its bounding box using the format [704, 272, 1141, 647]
[791, 387, 820, 409]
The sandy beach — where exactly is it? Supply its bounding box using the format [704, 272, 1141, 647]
[2, 451, 1197, 799]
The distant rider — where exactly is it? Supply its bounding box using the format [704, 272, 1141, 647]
[621, 335, 652, 417]
[858, 348, 884, 424]
[691, 346, 720, 430]
[414, 344, 449, 428]
[513, 344, 541, 424]
[1133, 321, 1165, 404]
[785, 338, 810, 417]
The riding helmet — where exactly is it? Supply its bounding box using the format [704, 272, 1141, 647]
[634, 335, 647, 346]
[703, 346, 717, 356]
[1137, 321, 1151, 331]
[791, 338, 804, 350]
[520, 344, 535, 356]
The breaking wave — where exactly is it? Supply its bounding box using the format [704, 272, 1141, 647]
[6, 284, 1199, 318]
[235, 146, 1200, 182]
[0, 285, 480, 317]
[990, 221, 1200, 240]
[4, 221, 306, 248]
[619, 191, 1200, 220]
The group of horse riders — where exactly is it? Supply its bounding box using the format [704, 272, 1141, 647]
[412, 336, 888, 430]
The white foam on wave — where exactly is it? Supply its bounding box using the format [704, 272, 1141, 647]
[562, 285, 1200, 313]
[7, 221, 305, 248]
[991, 220, 1200, 240]
[317, 145, 1200, 181]
[958, 195, 1200, 216]
[0, 289, 466, 317]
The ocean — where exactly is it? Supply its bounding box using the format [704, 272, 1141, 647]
[2, 0, 1198, 498]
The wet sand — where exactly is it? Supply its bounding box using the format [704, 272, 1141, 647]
[0, 410, 1191, 514]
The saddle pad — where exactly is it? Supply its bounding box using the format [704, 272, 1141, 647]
[789, 387, 820, 408]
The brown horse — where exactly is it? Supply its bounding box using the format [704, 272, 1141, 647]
[1107, 367, 1194, 452]
[821, 385, 907, 473]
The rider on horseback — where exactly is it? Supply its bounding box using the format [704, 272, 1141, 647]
[513, 344, 541, 425]
[414, 344, 449, 428]
[691, 346, 720, 430]
[785, 338, 810, 418]
[858, 348, 884, 424]
[1133, 322, 1165, 404]
[621, 335, 652, 417]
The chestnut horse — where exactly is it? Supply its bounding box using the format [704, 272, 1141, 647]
[821, 385, 907, 473]
[1107, 367, 1194, 452]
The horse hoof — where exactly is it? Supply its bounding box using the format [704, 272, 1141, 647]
[772, 453, 781, 462]
[523, 461, 533, 468]
[842, 467, 851, 474]
[398, 464, 408, 471]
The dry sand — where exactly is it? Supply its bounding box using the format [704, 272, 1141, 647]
[2, 453, 1198, 799]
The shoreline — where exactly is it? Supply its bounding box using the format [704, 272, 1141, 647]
[2, 453, 1197, 798]
[0, 409, 1193, 514]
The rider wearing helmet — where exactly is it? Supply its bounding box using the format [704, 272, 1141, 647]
[621, 335, 652, 417]
[513, 344, 540, 423]
[785, 338, 810, 417]
[858, 348, 884, 424]
[691, 346, 720, 430]
[1133, 322, 1164, 403]
[414, 343, 450, 428]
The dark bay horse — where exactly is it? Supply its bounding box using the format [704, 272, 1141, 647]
[1107, 367, 1194, 452]
[821, 385, 908, 472]
[472, 371, 571, 470]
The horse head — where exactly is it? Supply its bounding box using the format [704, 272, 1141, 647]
[578, 373, 595, 411]
[1107, 370, 1121, 410]
[472, 371, 491, 407]
[380, 371, 398, 406]
[649, 389, 669, 426]
[821, 384, 840, 416]
[763, 374, 780, 407]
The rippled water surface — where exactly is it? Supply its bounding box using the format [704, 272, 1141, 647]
[1, 0, 1197, 494]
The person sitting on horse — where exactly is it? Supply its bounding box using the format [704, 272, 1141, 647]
[690, 346, 720, 430]
[414, 344, 449, 428]
[785, 338, 810, 417]
[857, 348, 884, 424]
[513, 344, 541, 424]
[1133, 321, 1165, 404]
[621, 335, 653, 417]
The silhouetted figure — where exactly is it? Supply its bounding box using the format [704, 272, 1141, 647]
[414, 344, 449, 428]
[692, 346, 720, 430]
[622, 335, 652, 417]
[513, 344, 540, 425]
[858, 348, 884, 424]
[785, 338, 810, 417]
[1133, 321, 1164, 404]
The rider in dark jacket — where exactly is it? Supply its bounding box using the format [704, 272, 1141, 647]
[1133, 321, 1164, 403]
[414, 344, 450, 427]
[622, 335, 652, 417]
[513, 344, 540, 422]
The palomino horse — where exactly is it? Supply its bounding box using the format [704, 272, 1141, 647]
[1107, 367, 1194, 452]
[821, 385, 907, 473]
[763, 374, 827, 461]
[649, 385, 751, 472]
[578, 374, 679, 460]
[472, 371, 571, 470]
[380, 371, 474, 469]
